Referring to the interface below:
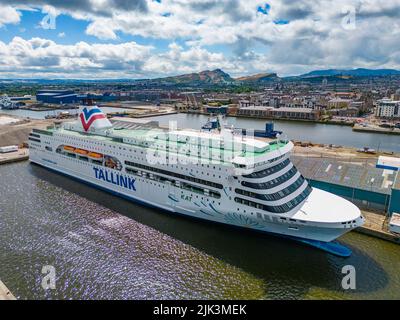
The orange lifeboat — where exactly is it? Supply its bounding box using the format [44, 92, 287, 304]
[88, 152, 103, 159]
[75, 148, 88, 155]
[63, 146, 75, 152]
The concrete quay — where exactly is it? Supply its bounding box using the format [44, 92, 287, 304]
[353, 123, 400, 135]
[355, 210, 400, 244]
[0, 280, 16, 300]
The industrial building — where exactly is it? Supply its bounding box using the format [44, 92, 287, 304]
[36, 90, 79, 104]
[77, 92, 117, 102]
[292, 156, 400, 215]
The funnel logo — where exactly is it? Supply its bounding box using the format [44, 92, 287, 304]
[79, 106, 107, 131]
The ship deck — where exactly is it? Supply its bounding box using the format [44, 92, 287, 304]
[48, 125, 289, 161]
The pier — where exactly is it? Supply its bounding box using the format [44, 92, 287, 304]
[353, 123, 400, 135]
[107, 110, 177, 118]
[0, 280, 15, 300]
[356, 210, 400, 244]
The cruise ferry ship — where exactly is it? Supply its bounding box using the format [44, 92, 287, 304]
[28, 106, 364, 256]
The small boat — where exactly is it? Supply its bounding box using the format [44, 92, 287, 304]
[357, 147, 377, 154]
[201, 116, 220, 131]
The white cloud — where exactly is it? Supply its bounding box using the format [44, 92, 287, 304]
[0, 37, 153, 78]
[0, 36, 273, 78]
[86, 19, 117, 40]
[0, 5, 21, 26]
[1, 1, 400, 76]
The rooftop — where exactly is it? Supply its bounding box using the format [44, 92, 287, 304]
[292, 156, 397, 195]
[378, 98, 400, 104]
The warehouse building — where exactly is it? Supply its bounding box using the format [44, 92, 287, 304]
[292, 156, 400, 214]
[36, 90, 79, 104]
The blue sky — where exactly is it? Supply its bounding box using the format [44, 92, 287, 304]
[0, 0, 399, 79]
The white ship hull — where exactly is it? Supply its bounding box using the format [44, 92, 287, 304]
[29, 148, 360, 243]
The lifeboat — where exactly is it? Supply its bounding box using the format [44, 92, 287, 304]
[74, 148, 88, 155]
[63, 146, 75, 153]
[88, 152, 103, 159]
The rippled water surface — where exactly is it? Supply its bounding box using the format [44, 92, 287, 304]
[0, 162, 400, 299]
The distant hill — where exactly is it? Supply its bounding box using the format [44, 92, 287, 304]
[298, 68, 400, 78]
[150, 69, 234, 85]
[3, 67, 400, 87]
[235, 73, 279, 82]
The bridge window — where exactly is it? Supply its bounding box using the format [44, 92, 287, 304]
[234, 185, 312, 214]
[236, 176, 306, 201]
[243, 159, 291, 179]
[241, 167, 298, 190]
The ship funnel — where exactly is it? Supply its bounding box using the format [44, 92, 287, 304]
[78, 105, 112, 132]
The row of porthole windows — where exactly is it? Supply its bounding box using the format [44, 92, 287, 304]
[58, 154, 93, 167]
[126, 167, 221, 199]
[125, 161, 224, 190]
[120, 173, 222, 203]
[253, 212, 307, 224]
[29, 143, 40, 149]
[180, 190, 221, 205]
[134, 176, 167, 190]
[153, 147, 234, 160]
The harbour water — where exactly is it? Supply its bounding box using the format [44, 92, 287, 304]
[0, 161, 400, 299]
